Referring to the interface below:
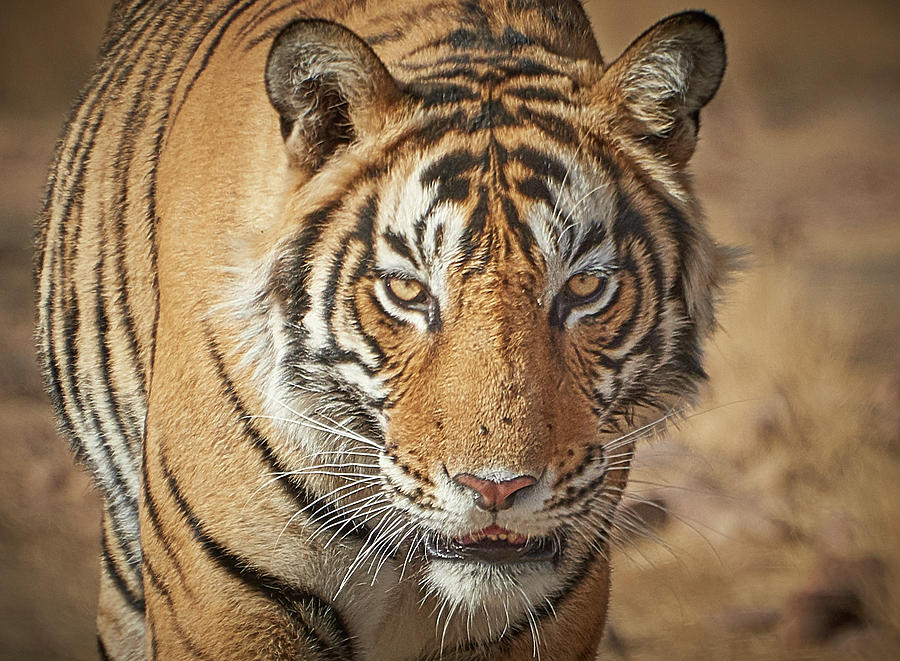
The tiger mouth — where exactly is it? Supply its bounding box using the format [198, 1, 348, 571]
[425, 524, 562, 565]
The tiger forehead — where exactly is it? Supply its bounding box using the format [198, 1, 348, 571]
[373, 142, 614, 269]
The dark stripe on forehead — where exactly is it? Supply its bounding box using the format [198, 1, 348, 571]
[415, 83, 480, 109]
[505, 85, 567, 104]
[459, 185, 490, 266]
[420, 150, 478, 204]
[510, 146, 567, 182]
[471, 98, 517, 130]
[516, 176, 554, 206]
[500, 195, 536, 264]
[398, 53, 569, 80]
[517, 105, 579, 146]
[421, 150, 481, 185]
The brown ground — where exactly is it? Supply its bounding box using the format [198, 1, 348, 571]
[1, 1, 897, 659]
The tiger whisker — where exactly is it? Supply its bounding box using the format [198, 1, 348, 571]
[272, 481, 383, 550]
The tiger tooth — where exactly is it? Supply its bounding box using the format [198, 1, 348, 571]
[498, 533, 508, 541]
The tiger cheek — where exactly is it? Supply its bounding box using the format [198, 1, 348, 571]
[588, 270, 639, 344]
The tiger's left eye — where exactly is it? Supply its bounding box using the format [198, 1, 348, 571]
[385, 276, 428, 306]
[566, 273, 606, 300]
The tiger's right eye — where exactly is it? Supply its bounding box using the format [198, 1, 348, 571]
[566, 273, 606, 301]
[385, 276, 428, 307]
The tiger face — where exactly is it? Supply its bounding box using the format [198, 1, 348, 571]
[250, 12, 727, 634]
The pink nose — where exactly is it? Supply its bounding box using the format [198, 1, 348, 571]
[452, 473, 538, 511]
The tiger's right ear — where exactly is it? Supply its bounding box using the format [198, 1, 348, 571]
[265, 20, 400, 174]
[597, 11, 725, 165]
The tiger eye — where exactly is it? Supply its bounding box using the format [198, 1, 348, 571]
[566, 273, 604, 299]
[386, 277, 426, 304]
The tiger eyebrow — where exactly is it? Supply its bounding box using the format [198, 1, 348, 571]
[567, 222, 608, 265]
[382, 230, 421, 268]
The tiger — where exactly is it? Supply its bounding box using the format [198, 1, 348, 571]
[35, 1, 729, 659]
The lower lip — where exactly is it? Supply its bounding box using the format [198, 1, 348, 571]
[424, 534, 561, 565]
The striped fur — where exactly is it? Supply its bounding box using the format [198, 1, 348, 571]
[36, 2, 728, 659]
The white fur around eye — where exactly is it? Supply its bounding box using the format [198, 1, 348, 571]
[385, 277, 425, 304]
[374, 279, 430, 332]
[566, 273, 619, 328]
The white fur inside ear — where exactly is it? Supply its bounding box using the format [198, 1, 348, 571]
[604, 12, 725, 146]
[622, 42, 691, 136]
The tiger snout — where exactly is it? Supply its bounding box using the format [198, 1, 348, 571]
[451, 472, 538, 512]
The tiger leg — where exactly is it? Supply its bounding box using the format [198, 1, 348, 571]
[139, 452, 355, 659]
[97, 510, 145, 661]
[137, 337, 357, 660]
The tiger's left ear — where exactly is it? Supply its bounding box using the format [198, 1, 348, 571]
[266, 20, 400, 174]
[598, 11, 725, 165]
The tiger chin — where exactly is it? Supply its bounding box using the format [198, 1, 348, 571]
[36, 1, 730, 659]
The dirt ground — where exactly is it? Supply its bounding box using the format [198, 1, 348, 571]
[1, 1, 897, 659]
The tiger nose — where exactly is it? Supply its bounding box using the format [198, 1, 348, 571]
[452, 473, 538, 511]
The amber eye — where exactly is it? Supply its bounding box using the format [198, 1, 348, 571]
[566, 273, 606, 300]
[385, 276, 428, 306]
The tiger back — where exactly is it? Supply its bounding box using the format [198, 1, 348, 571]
[36, 1, 728, 659]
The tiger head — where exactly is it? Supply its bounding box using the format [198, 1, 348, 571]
[239, 9, 727, 631]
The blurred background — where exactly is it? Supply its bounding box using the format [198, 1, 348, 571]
[1, 1, 897, 659]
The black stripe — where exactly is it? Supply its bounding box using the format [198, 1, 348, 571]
[414, 82, 480, 108]
[459, 185, 489, 266]
[346, 198, 389, 364]
[142, 558, 214, 661]
[506, 85, 566, 104]
[107, 11, 171, 419]
[382, 230, 419, 268]
[141, 457, 195, 598]
[516, 105, 579, 146]
[568, 222, 608, 266]
[420, 149, 480, 188]
[515, 175, 554, 206]
[44, 0, 198, 570]
[169, 0, 253, 128]
[60, 285, 135, 511]
[272, 202, 340, 327]
[203, 330, 372, 544]
[612, 196, 664, 302]
[101, 527, 145, 613]
[500, 194, 536, 262]
[397, 52, 568, 80]
[39, 264, 76, 448]
[320, 223, 384, 372]
[601, 260, 643, 352]
[94, 247, 139, 458]
[510, 146, 567, 183]
[148, 612, 158, 661]
[158, 450, 357, 660]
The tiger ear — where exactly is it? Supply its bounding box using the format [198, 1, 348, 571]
[598, 11, 725, 165]
[265, 20, 400, 174]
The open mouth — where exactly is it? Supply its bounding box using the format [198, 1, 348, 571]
[425, 524, 562, 565]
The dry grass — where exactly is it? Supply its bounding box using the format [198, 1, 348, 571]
[0, 1, 897, 659]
